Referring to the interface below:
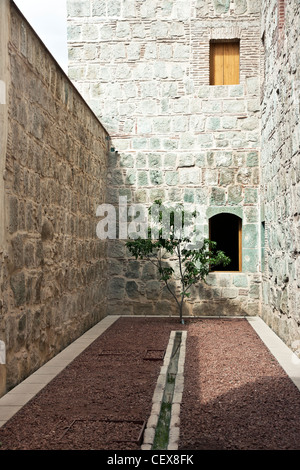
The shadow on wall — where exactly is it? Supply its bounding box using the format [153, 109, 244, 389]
[106, 252, 255, 318]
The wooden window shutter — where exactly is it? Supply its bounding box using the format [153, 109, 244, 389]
[278, 0, 285, 31]
[238, 218, 242, 272]
[209, 213, 242, 272]
[210, 41, 240, 85]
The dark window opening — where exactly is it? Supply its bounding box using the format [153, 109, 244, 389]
[209, 213, 242, 272]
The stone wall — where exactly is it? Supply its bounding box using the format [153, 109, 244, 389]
[260, 0, 300, 354]
[0, 0, 109, 395]
[67, 0, 262, 318]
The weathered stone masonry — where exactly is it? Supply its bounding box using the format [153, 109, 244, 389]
[67, 0, 262, 318]
[260, 0, 300, 354]
[0, 0, 109, 396]
[0, 0, 299, 397]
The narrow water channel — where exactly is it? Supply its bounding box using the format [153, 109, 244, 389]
[152, 331, 182, 450]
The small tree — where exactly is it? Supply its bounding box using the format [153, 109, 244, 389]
[126, 201, 230, 324]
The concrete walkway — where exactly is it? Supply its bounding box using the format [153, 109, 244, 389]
[247, 316, 300, 391]
[0, 315, 299, 429]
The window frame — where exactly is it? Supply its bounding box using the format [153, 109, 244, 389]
[209, 39, 240, 86]
[278, 0, 285, 33]
[209, 213, 242, 272]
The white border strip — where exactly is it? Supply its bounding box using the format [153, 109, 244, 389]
[247, 316, 300, 391]
[168, 330, 187, 450]
[0, 315, 120, 428]
[142, 330, 187, 451]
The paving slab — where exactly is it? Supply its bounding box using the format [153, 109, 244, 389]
[247, 316, 300, 391]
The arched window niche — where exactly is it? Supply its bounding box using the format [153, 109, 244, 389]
[208, 209, 243, 272]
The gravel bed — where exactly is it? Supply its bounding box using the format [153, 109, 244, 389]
[179, 318, 300, 450]
[0, 317, 299, 450]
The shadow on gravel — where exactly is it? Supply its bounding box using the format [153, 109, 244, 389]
[179, 375, 300, 450]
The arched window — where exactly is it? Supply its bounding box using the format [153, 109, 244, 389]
[209, 213, 242, 272]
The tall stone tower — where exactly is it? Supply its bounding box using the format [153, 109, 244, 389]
[67, 0, 262, 317]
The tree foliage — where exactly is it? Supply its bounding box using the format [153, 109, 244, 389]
[126, 201, 230, 323]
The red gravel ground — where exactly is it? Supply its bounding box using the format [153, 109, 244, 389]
[0, 317, 300, 451]
[179, 319, 300, 450]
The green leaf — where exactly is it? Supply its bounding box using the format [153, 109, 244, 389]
[125, 202, 231, 322]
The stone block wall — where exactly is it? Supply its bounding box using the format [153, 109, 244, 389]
[67, 0, 262, 318]
[260, 0, 300, 354]
[0, 1, 109, 395]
